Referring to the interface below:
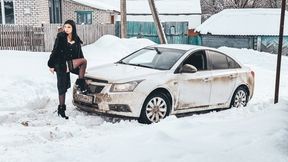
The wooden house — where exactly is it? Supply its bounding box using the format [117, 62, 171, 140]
[195, 8, 288, 54]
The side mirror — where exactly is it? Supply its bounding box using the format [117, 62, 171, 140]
[180, 64, 197, 73]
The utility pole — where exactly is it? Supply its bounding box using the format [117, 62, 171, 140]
[148, 0, 167, 44]
[274, 0, 286, 103]
[1, 0, 5, 24]
[120, 0, 127, 38]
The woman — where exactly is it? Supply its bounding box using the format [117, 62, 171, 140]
[48, 20, 87, 119]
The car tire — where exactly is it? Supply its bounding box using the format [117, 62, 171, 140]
[230, 86, 248, 108]
[138, 93, 171, 124]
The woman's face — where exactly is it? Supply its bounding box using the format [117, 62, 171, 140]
[64, 24, 73, 35]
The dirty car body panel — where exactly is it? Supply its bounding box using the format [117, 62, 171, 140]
[73, 44, 255, 122]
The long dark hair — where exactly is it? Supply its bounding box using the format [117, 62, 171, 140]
[64, 20, 83, 44]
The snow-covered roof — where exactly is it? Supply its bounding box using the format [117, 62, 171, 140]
[102, 0, 201, 15]
[70, 0, 118, 11]
[195, 8, 288, 36]
[126, 0, 201, 14]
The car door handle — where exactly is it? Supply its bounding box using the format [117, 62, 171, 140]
[203, 78, 210, 82]
[229, 74, 237, 78]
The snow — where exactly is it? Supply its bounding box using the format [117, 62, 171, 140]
[126, 0, 201, 14]
[71, 0, 201, 14]
[103, 0, 202, 29]
[103, 0, 201, 14]
[195, 8, 288, 35]
[0, 35, 288, 162]
[70, 0, 118, 11]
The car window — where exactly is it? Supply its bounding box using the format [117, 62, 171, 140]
[207, 50, 241, 70]
[207, 50, 229, 70]
[227, 56, 241, 69]
[129, 50, 155, 64]
[182, 50, 207, 71]
[119, 48, 186, 70]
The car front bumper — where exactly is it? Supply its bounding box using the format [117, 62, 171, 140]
[72, 83, 146, 118]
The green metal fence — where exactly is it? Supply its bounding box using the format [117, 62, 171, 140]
[261, 36, 288, 54]
[116, 21, 192, 44]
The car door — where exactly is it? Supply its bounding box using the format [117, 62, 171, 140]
[206, 50, 239, 107]
[175, 50, 212, 110]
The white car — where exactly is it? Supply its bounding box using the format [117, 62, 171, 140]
[73, 44, 255, 124]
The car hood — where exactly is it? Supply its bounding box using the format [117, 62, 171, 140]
[86, 63, 163, 83]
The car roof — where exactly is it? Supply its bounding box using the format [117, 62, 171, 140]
[148, 44, 211, 51]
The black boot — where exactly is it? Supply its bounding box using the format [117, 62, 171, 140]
[57, 105, 69, 119]
[76, 78, 87, 93]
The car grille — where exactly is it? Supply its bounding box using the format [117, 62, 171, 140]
[85, 77, 108, 83]
[85, 77, 108, 93]
[74, 100, 99, 109]
[109, 104, 131, 112]
[88, 84, 105, 93]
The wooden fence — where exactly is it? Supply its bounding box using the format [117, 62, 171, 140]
[0, 25, 44, 51]
[0, 24, 115, 52]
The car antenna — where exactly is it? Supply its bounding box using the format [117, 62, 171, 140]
[154, 47, 161, 54]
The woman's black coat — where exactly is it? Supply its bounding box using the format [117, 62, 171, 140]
[47, 32, 84, 72]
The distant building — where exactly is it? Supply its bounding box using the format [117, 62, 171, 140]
[104, 0, 202, 43]
[0, 0, 119, 26]
[195, 8, 288, 54]
[122, 0, 202, 29]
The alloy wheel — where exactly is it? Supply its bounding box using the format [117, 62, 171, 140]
[145, 97, 167, 123]
[233, 89, 247, 107]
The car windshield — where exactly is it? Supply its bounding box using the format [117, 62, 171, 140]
[118, 47, 186, 70]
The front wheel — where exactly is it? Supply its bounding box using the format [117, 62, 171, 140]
[138, 93, 171, 124]
[230, 87, 248, 108]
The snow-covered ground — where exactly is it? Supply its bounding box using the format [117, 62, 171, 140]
[0, 35, 287, 162]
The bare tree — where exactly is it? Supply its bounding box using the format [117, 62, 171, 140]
[120, 0, 127, 38]
[201, 0, 282, 21]
[265, 0, 281, 7]
[225, 0, 268, 8]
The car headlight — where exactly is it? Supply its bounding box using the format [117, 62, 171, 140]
[110, 80, 144, 92]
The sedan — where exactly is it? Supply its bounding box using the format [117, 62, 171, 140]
[73, 44, 255, 124]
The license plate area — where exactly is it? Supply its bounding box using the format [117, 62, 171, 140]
[74, 93, 94, 104]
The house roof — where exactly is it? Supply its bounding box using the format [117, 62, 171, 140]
[195, 8, 288, 36]
[103, 0, 201, 15]
[70, 0, 118, 11]
[127, 0, 201, 15]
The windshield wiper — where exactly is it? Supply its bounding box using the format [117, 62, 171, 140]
[116, 60, 127, 64]
[154, 47, 161, 54]
[129, 63, 154, 69]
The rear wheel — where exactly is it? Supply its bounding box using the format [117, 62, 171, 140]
[138, 93, 171, 124]
[230, 87, 248, 108]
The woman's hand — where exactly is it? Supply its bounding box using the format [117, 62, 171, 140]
[49, 68, 55, 74]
